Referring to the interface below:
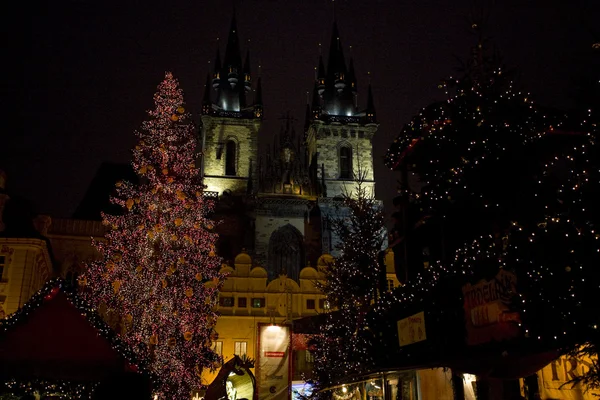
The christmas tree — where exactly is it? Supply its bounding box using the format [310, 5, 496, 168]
[84, 72, 225, 399]
[385, 21, 600, 369]
[311, 175, 386, 392]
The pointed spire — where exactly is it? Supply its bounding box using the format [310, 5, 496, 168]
[348, 57, 357, 92]
[223, 13, 243, 72]
[212, 46, 222, 89]
[202, 73, 212, 115]
[366, 82, 376, 123]
[311, 81, 321, 119]
[243, 49, 252, 94]
[317, 55, 326, 96]
[326, 21, 347, 81]
[253, 77, 263, 119]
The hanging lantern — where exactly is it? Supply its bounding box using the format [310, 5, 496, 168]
[195, 273, 203, 281]
[161, 279, 167, 288]
[150, 335, 158, 345]
[162, 168, 169, 175]
[136, 265, 143, 273]
[174, 218, 183, 227]
[177, 106, 185, 114]
[171, 114, 179, 121]
[185, 288, 193, 298]
[126, 199, 134, 210]
[184, 331, 193, 341]
[139, 165, 147, 175]
[168, 337, 177, 347]
[112, 280, 122, 293]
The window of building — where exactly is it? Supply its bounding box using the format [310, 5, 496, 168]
[234, 341, 247, 356]
[219, 297, 234, 307]
[306, 299, 315, 310]
[238, 297, 247, 308]
[339, 146, 352, 179]
[252, 298, 265, 308]
[212, 341, 223, 356]
[267, 224, 304, 282]
[0, 255, 7, 281]
[387, 279, 395, 291]
[318, 299, 330, 310]
[225, 140, 236, 176]
[305, 350, 315, 363]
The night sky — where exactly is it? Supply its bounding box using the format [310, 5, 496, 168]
[4, 0, 599, 218]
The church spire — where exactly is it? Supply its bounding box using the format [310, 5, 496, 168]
[223, 14, 242, 72]
[366, 82, 376, 123]
[253, 77, 263, 119]
[202, 73, 212, 115]
[212, 47, 221, 88]
[326, 21, 347, 89]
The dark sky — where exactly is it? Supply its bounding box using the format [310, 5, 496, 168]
[4, 0, 599, 218]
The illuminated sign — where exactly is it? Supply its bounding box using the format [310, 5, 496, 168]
[256, 324, 291, 400]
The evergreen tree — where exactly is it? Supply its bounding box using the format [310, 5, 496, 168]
[385, 21, 600, 375]
[84, 72, 225, 399]
[311, 175, 386, 392]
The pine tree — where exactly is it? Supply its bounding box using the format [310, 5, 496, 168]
[84, 72, 225, 399]
[385, 21, 600, 373]
[311, 175, 386, 392]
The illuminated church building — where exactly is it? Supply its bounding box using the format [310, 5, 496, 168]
[195, 15, 394, 386]
[201, 15, 380, 276]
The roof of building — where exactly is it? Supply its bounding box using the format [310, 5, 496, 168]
[0, 279, 148, 383]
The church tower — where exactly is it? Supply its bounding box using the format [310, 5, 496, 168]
[200, 14, 261, 196]
[305, 22, 378, 198]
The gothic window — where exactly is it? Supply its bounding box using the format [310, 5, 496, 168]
[268, 224, 304, 282]
[339, 146, 352, 179]
[225, 140, 236, 176]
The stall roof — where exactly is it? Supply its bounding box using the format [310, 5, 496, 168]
[0, 279, 145, 382]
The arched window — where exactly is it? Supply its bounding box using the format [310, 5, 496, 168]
[268, 224, 304, 282]
[339, 146, 352, 179]
[225, 140, 236, 176]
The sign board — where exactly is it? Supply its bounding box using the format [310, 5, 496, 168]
[397, 311, 426, 347]
[462, 269, 521, 345]
[256, 324, 291, 400]
[538, 353, 600, 399]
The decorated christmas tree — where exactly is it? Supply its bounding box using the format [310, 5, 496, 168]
[311, 175, 386, 392]
[385, 21, 600, 370]
[84, 72, 225, 399]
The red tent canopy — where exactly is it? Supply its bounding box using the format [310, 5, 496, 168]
[0, 281, 140, 382]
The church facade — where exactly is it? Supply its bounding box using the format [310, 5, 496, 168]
[200, 15, 381, 283]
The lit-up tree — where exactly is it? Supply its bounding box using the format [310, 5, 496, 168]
[385, 22, 600, 370]
[84, 72, 225, 399]
[311, 175, 386, 391]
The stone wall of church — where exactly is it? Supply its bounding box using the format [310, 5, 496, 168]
[307, 122, 378, 198]
[200, 116, 260, 195]
[253, 198, 308, 268]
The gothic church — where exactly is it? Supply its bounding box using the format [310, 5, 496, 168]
[200, 15, 380, 282]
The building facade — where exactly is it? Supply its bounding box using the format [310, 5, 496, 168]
[201, 16, 382, 281]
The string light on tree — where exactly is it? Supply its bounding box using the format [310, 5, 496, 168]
[84, 72, 226, 399]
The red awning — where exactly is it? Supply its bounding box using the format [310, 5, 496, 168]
[0, 284, 137, 381]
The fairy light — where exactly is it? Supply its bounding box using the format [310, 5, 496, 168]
[83, 72, 225, 398]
